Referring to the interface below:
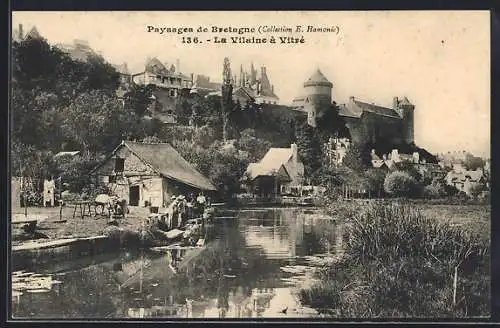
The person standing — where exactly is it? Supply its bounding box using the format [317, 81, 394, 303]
[43, 177, 55, 207]
[196, 193, 206, 216]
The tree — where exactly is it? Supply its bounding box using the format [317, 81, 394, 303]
[12, 36, 121, 151]
[342, 143, 371, 173]
[423, 184, 445, 199]
[221, 57, 233, 142]
[315, 102, 349, 143]
[235, 129, 272, 162]
[463, 153, 485, 171]
[54, 152, 102, 193]
[396, 162, 424, 183]
[468, 183, 485, 199]
[61, 90, 136, 152]
[192, 125, 218, 148]
[172, 140, 249, 199]
[383, 170, 420, 198]
[124, 84, 155, 116]
[11, 139, 56, 179]
[141, 135, 163, 143]
[295, 120, 322, 179]
[364, 168, 387, 198]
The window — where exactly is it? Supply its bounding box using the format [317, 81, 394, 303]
[114, 158, 125, 172]
[170, 90, 176, 97]
[109, 175, 117, 183]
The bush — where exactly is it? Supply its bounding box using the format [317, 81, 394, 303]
[299, 202, 490, 317]
[423, 184, 444, 199]
[384, 171, 421, 198]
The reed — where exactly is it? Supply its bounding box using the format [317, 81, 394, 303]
[299, 202, 490, 318]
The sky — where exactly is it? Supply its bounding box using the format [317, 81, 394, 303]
[12, 11, 491, 157]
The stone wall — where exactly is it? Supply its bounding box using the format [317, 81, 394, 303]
[94, 146, 156, 176]
[345, 112, 405, 146]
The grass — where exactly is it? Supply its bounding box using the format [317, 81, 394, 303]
[299, 201, 490, 318]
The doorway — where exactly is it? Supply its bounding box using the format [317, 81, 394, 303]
[129, 185, 140, 206]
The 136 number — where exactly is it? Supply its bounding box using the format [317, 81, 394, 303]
[182, 37, 200, 44]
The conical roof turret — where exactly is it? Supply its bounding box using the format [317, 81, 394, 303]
[304, 69, 333, 88]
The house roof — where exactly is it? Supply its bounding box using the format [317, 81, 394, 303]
[246, 147, 294, 180]
[145, 57, 167, 74]
[372, 160, 388, 169]
[92, 141, 216, 191]
[258, 88, 279, 99]
[246, 162, 290, 180]
[339, 98, 401, 119]
[371, 152, 381, 161]
[446, 169, 483, 183]
[25, 26, 42, 40]
[232, 87, 255, 102]
[55, 40, 100, 63]
[193, 75, 222, 91]
[398, 96, 413, 106]
[464, 170, 483, 182]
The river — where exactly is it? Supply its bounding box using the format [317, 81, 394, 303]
[11, 207, 344, 319]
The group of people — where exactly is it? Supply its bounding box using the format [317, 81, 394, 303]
[139, 192, 214, 247]
[156, 193, 210, 232]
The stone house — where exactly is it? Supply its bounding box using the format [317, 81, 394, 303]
[89, 141, 216, 207]
[244, 143, 304, 198]
[445, 168, 485, 197]
[132, 57, 193, 98]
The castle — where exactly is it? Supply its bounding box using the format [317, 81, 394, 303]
[128, 58, 415, 147]
[191, 63, 279, 105]
[288, 69, 415, 146]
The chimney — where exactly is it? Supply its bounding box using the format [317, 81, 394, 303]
[291, 143, 298, 163]
[261, 66, 266, 77]
[176, 59, 180, 73]
[393, 97, 399, 109]
[349, 96, 355, 102]
[18, 24, 23, 40]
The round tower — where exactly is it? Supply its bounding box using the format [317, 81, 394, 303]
[393, 96, 415, 144]
[303, 69, 333, 127]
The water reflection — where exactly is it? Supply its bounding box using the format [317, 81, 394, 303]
[12, 207, 344, 319]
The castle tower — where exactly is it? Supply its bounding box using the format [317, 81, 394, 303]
[393, 96, 415, 144]
[303, 69, 333, 127]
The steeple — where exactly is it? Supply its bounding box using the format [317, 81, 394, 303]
[250, 62, 257, 84]
[239, 64, 244, 87]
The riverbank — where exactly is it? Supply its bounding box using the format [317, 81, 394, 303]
[11, 206, 151, 245]
[299, 201, 490, 318]
[11, 204, 217, 272]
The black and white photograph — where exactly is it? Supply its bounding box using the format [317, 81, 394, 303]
[9, 11, 490, 320]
